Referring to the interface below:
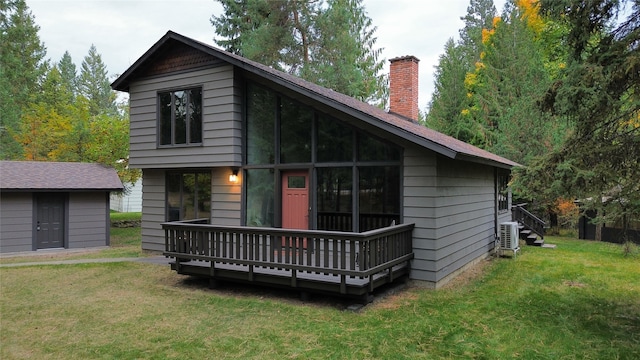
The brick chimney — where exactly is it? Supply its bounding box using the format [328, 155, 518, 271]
[389, 56, 419, 121]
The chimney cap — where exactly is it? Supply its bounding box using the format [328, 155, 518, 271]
[389, 55, 420, 63]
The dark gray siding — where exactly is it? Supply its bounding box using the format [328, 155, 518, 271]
[402, 145, 438, 282]
[0, 192, 33, 253]
[67, 192, 109, 249]
[140, 169, 166, 251]
[403, 146, 500, 285]
[432, 157, 496, 283]
[128, 66, 242, 169]
[211, 168, 241, 226]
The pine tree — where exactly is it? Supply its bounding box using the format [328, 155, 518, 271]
[78, 44, 116, 117]
[58, 51, 78, 98]
[0, 0, 47, 159]
[426, 0, 497, 139]
[520, 0, 640, 242]
[211, 0, 386, 105]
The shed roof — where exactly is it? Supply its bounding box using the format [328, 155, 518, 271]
[112, 31, 519, 169]
[0, 161, 124, 191]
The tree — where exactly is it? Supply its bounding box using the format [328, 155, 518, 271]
[0, 0, 47, 159]
[426, 0, 496, 139]
[58, 51, 78, 98]
[211, 0, 387, 105]
[78, 44, 117, 117]
[301, 0, 387, 105]
[518, 0, 640, 243]
[463, 0, 565, 164]
[458, 0, 498, 65]
[426, 39, 478, 140]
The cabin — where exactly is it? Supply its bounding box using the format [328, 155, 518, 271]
[0, 161, 123, 253]
[111, 31, 519, 299]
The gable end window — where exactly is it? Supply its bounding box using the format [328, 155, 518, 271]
[158, 88, 202, 146]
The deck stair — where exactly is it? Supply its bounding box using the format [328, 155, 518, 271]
[512, 204, 546, 247]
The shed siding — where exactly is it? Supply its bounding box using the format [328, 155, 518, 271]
[128, 66, 242, 169]
[67, 192, 109, 249]
[0, 192, 33, 253]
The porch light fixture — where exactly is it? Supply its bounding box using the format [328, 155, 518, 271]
[229, 168, 239, 183]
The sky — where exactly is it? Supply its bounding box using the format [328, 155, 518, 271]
[28, 0, 506, 111]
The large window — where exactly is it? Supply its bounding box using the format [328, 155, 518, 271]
[359, 166, 400, 231]
[245, 169, 274, 227]
[166, 171, 211, 221]
[159, 88, 202, 146]
[317, 168, 353, 231]
[244, 82, 402, 232]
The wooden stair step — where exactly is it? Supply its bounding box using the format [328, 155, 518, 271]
[534, 238, 545, 246]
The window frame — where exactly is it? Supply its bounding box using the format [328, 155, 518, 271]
[157, 87, 203, 147]
[165, 170, 211, 222]
[497, 171, 510, 213]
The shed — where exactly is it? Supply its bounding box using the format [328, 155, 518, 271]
[0, 161, 124, 253]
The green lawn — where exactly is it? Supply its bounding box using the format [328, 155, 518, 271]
[1, 237, 638, 359]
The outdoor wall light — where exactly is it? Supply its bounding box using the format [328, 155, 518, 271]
[229, 168, 239, 183]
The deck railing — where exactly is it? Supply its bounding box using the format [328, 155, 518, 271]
[512, 203, 545, 239]
[162, 220, 414, 293]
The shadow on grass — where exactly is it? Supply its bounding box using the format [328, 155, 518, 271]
[173, 274, 410, 310]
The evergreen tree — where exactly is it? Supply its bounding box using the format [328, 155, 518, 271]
[520, 0, 640, 242]
[458, 0, 497, 66]
[426, 39, 475, 140]
[464, 0, 563, 164]
[0, 0, 47, 159]
[78, 44, 116, 117]
[58, 51, 78, 98]
[301, 0, 386, 105]
[426, 0, 496, 138]
[211, 0, 386, 105]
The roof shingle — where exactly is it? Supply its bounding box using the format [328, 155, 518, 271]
[0, 161, 124, 191]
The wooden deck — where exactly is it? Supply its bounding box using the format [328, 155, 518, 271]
[163, 221, 414, 300]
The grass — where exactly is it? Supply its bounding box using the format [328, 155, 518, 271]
[0, 212, 144, 265]
[1, 236, 638, 359]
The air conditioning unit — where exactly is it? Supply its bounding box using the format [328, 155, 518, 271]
[500, 222, 520, 251]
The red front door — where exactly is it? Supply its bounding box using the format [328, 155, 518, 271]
[282, 171, 309, 248]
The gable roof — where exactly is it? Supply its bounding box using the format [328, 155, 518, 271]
[0, 161, 124, 191]
[112, 31, 519, 169]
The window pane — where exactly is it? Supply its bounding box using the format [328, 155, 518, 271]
[287, 176, 305, 189]
[359, 166, 400, 231]
[174, 90, 187, 144]
[358, 132, 401, 162]
[182, 173, 195, 219]
[246, 84, 275, 164]
[280, 97, 312, 163]
[159, 92, 172, 145]
[246, 169, 274, 227]
[317, 114, 353, 162]
[189, 89, 202, 144]
[166, 173, 181, 221]
[317, 167, 352, 231]
[196, 172, 211, 219]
